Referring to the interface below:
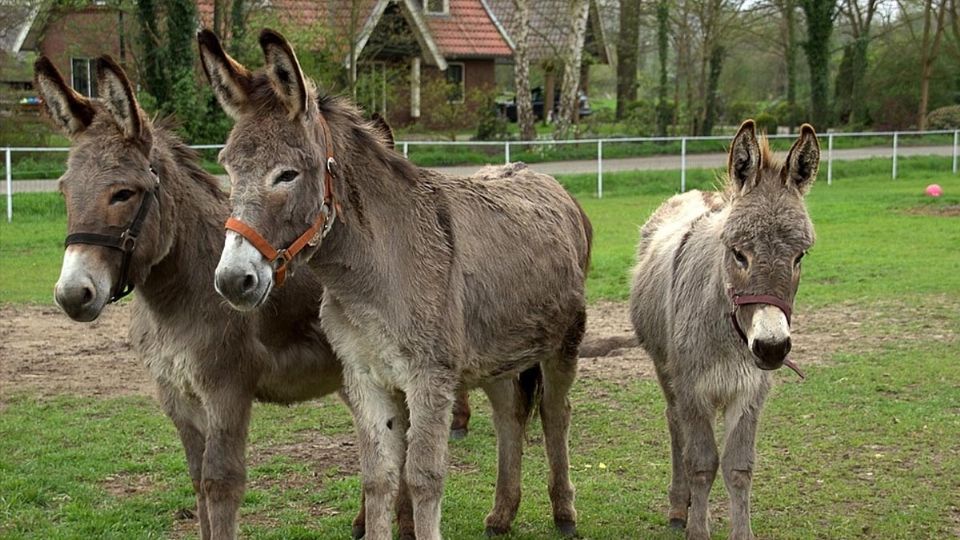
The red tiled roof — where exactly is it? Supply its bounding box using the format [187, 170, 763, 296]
[196, 0, 512, 61]
[423, 0, 512, 58]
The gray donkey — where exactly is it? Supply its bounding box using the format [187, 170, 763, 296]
[36, 55, 468, 540]
[630, 120, 818, 540]
[199, 29, 592, 540]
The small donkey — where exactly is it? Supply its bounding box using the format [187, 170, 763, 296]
[630, 120, 818, 539]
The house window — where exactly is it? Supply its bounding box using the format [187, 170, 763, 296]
[425, 0, 448, 15]
[71, 58, 97, 97]
[446, 62, 464, 103]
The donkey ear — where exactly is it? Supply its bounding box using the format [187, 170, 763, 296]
[728, 119, 761, 191]
[33, 56, 95, 137]
[783, 124, 820, 195]
[198, 28, 253, 120]
[371, 112, 395, 149]
[95, 55, 145, 141]
[259, 29, 310, 118]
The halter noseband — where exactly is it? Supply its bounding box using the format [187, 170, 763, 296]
[63, 167, 161, 304]
[223, 113, 340, 287]
[728, 289, 805, 379]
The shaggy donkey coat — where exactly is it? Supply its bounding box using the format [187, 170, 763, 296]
[630, 120, 818, 540]
[200, 29, 592, 540]
[37, 55, 436, 540]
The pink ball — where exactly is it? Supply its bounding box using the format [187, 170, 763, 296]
[925, 184, 943, 197]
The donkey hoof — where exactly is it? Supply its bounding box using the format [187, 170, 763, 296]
[669, 518, 687, 530]
[449, 427, 468, 441]
[555, 520, 578, 537]
[351, 524, 365, 539]
[484, 525, 511, 537]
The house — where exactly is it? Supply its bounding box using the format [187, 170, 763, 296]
[487, 0, 613, 116]
[197, 0, 515, 127]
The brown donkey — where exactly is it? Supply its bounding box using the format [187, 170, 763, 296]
[630, 120, 818, 539]
[36, 56, 467, 539]
[199, 29, 592, 539]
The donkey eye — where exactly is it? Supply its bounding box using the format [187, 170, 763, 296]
[732, 249, 749, 268]
[795, 252, 806, 266]
[110, 189, 136, 204]
[274, 170, 299, 184]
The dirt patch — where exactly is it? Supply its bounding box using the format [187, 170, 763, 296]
[1, 298, 956, 401]
[248, 431, 360, 492]
[903, 204, 960, 217]
[100, 471, 158, 498]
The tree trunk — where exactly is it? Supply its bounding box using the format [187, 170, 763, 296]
[801, 0, 837, 131]
[783, 0, 797, 130]
[701, 44, 724, 136]
[917, 0, 948, 129]
[544, 69, 556, 125]
[229, 0, 245, 56]
[554, 0, 591, 139]
[616, 0, 641, 120]
[513, 0, 536, 141]
[135, 0, 167, 103]
[656, 0, 670, 136]
[213, 0, 224, 38]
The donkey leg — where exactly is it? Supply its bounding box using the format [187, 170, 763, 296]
[481, 378, 526, 536]
[346, 373, 406, 540]
[681, 405, 719, 540]
[405, 374, 456, 540]
[722, 400, 764, 540]
[665, 403, 690, 530]
[201, 388, 253, 540]
[158, 385, 211, 539]
[450, 385, 471, 440]
[540, 355, 579, 537]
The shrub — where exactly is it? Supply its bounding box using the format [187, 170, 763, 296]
[755, 112, 778, 135]
[926, 105, 960, 130]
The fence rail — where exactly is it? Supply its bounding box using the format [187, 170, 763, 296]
[4, 129, 959, 222]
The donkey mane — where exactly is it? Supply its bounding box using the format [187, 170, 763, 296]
[152, 116, 226, 200]
[241, 73, 417, 184]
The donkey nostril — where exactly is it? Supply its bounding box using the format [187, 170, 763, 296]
[80, 286, 94, 305]
[242, 273, 257, 292]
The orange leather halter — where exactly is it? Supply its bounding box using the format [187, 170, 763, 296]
[224, 113, 339, 287]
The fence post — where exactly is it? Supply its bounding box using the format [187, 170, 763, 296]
[892, 131, 898, 180]
[827, 133, 833, 186]
[505, 141, 511, 164]
[953, 130, 958, 174]
[597, 139, 603, 199]
[680, 137, 687, 192]
[5, 148, 11, 223]
[403, 142, 409, 159]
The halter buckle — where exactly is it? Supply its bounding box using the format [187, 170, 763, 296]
[119, 231, 138, 252]
[275, 248, 291, 269]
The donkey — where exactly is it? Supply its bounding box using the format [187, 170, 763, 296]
[199, 29, 592, 540]
[629, 120, 818, 540]
[36, 55, 466, 540]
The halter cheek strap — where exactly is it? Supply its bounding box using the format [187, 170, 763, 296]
[63, 167, 161, 303]
[728, 289, 805, 379]
[223, 113, 339, 287]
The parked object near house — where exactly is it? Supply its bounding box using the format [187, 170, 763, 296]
[200, 28, 592, 540]
[630, 120, 818, 540]
[34, 54, 471, 540]
[500, 86, 592, 123]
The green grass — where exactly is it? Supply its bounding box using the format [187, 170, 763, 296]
[1, 157, 959, 538]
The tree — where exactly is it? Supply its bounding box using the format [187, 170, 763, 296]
[554, 0, 591, 139]
[701, 44, 724, 135]
[800, 0, 839, 130]
[616, 0, 641, 120]
[913, 0, 949, 128]
[656, 0, 672, 135]
[513, 0, 536, 141]
[835, 0, 882, 125]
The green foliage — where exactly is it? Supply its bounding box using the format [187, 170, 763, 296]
[926, 105, 960, 130]
[474, 95, 510, 141]
[800, 0, 838, 130]
[754, 112, 779, 135]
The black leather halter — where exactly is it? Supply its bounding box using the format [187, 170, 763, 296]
[64, 167, 160, 303]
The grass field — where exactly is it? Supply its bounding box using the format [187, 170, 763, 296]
[1, 157, 959, 538]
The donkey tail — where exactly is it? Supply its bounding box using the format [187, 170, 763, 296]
[518, 365, 544, 426]
[572, 197, 593, 274]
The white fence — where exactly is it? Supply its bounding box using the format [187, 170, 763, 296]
[4, 129, 959, 222]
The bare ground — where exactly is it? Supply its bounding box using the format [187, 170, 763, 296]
[2, 298, 956, 400]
